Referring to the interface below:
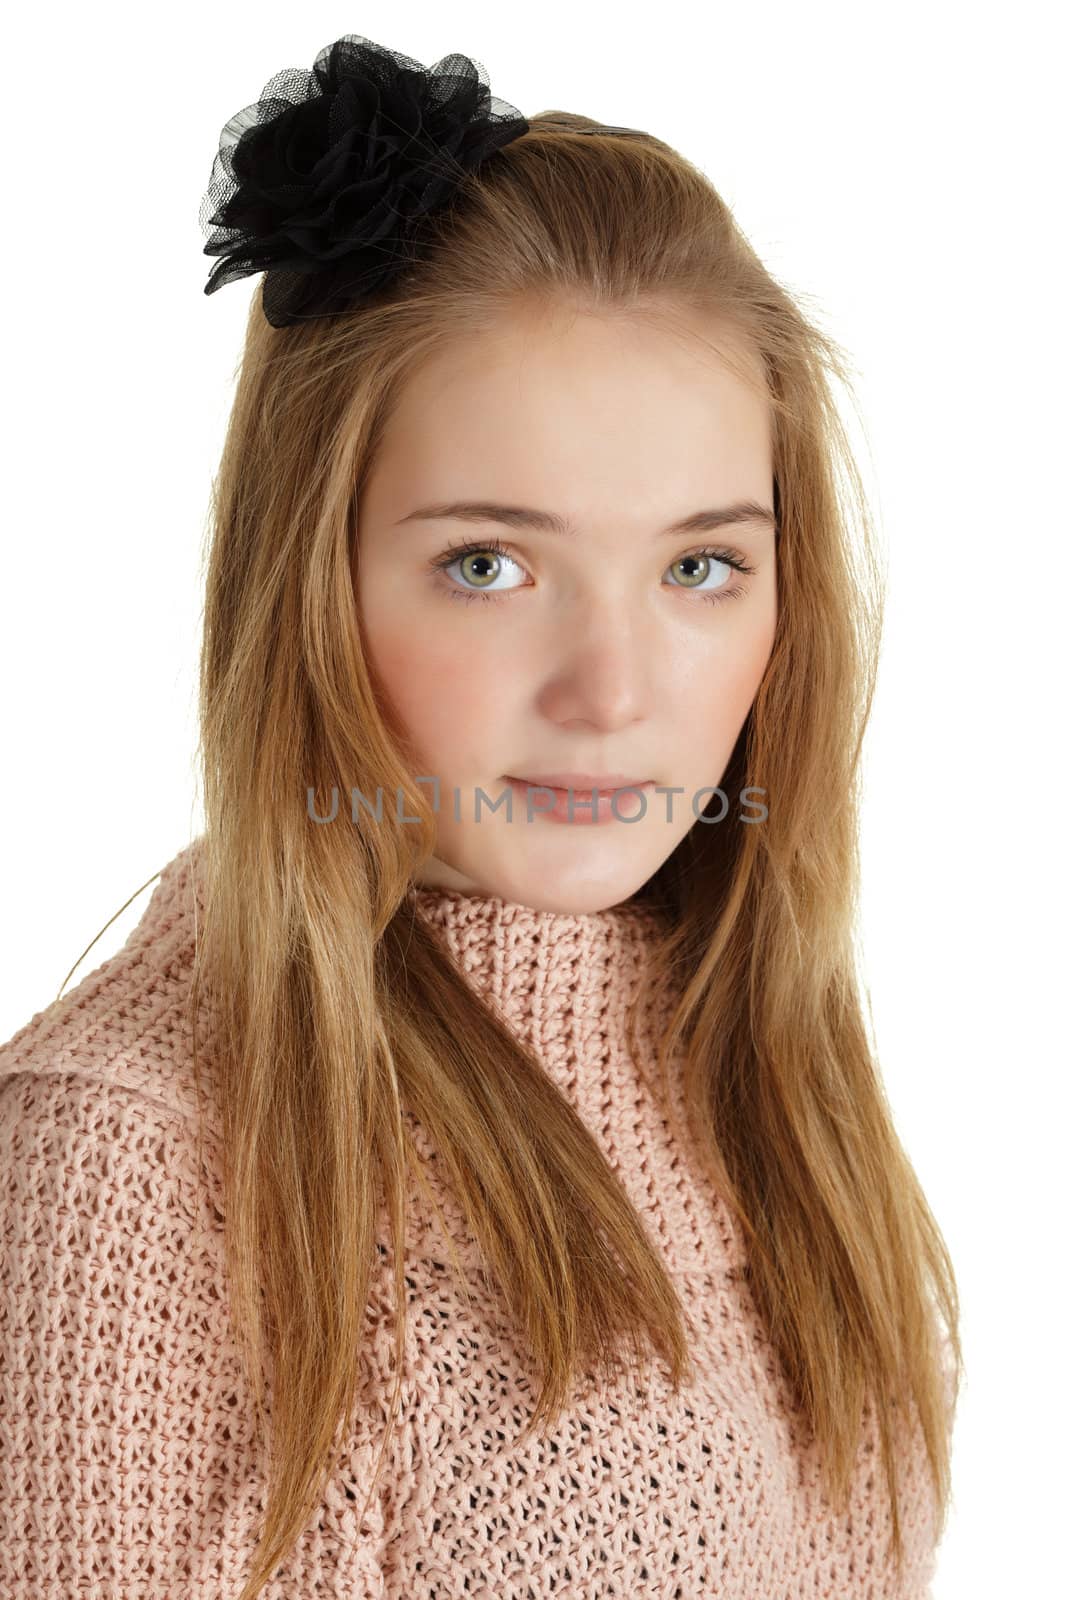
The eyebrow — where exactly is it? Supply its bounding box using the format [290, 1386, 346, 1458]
[393, 497, 777, 539]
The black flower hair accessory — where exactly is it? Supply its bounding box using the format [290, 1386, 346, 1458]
[199, 34, 530, 328]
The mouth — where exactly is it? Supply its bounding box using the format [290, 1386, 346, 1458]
[501, 775, 654, 826]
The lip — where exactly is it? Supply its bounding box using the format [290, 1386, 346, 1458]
[503, 774, 654, 826]
[505, 772, 653, 790]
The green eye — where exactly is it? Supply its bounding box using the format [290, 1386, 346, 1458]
[668, 553, 719, 588]
[457, 550, 504, 588]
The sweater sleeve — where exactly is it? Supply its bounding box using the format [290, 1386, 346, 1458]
[0, 1067, 394, 1599]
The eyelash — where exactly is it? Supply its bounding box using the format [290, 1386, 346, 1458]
[429, 535, 758, 607]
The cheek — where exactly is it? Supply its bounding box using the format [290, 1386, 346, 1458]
[668, 599, 776, 756]
[722, 610, 776, 711]
[360, 607, 510, 772]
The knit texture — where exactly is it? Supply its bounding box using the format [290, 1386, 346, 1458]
[0, 839, 948, 1598]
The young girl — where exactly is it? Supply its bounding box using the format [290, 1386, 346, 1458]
[0, 33, 961, 1600]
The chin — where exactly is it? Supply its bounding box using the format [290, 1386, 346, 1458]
[481, 861, 651, 917]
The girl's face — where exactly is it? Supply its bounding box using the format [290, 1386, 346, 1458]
[354, 300, 777, 914]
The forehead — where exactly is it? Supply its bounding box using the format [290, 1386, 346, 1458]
[368, 304, 773, 510]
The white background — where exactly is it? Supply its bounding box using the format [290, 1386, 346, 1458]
[2, 5, 1063, 1594]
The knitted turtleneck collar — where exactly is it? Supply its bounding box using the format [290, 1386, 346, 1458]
[409, 883, 668, 1004]
[405, 881, 673, 1076]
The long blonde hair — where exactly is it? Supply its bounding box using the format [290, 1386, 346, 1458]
[183, 110, 962, 1597]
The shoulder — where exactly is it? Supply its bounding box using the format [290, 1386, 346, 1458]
[0, 838, 209, 1130]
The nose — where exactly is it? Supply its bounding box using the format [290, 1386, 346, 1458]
[533, 602, 654, 733]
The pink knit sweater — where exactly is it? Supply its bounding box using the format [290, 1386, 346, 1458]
[0, 840, 947, 1598]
